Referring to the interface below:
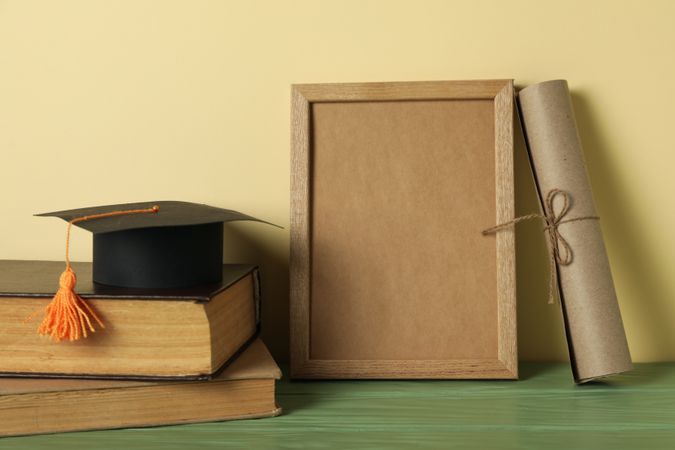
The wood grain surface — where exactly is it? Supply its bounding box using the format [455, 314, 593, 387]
[1, 363, 673, 449]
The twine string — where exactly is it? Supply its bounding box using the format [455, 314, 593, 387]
[482, 189, 599, 304]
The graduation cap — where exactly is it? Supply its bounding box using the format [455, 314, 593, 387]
[33, 201, 277, 342]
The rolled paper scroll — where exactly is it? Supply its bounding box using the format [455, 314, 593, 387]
[518, 80, 632, 383]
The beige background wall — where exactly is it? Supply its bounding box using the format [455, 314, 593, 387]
[1, 0, 674, 362]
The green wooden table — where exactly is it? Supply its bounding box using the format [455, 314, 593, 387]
[2, 364, 674, 449]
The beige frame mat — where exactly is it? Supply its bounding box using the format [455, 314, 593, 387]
[290, 80, 516, 379]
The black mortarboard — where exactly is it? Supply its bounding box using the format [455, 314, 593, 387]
[38, 201, 276, 289]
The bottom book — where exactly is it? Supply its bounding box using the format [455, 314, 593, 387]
[0, 339, 281, 437]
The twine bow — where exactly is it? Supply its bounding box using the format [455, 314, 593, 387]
[482, 189, 599, 304]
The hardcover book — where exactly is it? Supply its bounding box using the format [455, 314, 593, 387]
[0, 339, 281, 437]
[0, 260, 260, 380]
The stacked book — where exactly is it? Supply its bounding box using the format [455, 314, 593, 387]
[0, 202, 281, 437]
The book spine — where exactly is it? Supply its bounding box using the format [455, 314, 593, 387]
[518, 80, 632, 382]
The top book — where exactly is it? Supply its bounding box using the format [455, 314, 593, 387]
[0, 260, 260, 380]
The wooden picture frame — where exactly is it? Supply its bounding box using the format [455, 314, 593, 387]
[290, 80, 516, 379]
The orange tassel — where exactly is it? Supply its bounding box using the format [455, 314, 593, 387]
[36, 205, 159, 342]
[37, 266, 104, 341]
